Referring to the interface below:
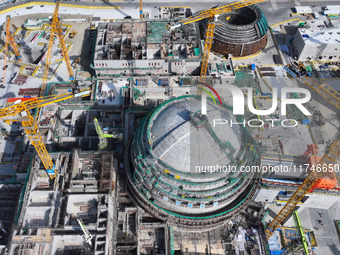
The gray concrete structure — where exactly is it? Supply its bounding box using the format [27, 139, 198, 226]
[92, 20, 202, 77]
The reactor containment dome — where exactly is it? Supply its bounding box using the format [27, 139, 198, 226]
[126, 96, 260, 229]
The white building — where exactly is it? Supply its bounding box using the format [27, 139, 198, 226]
[292, 28, 340, 60]
[323, 5, 340, 15]
[294, 6, 313, 14]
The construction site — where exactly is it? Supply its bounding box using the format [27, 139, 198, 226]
[0, 0, 339, 255]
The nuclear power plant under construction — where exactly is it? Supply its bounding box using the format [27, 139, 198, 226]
[0, 0, 339, 254]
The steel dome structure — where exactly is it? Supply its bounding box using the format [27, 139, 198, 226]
[125, 96, 260, 229]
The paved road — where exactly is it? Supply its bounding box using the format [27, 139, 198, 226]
[0, 0, 338, 27]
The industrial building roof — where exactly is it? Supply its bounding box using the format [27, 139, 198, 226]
[294, 6, 313, 14]
[297, 28, 340, 45]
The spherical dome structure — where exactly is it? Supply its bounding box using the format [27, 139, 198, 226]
[126, 96, 260, 229]
[211, 5, 268, 57]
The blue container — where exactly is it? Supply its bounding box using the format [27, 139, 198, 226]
[301, 119, 310, 125]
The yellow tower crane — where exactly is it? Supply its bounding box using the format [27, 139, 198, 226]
[139, 0, 143, 19]
[42, 0, 74, 92]
[0, 87, 90, 179]
[2, 16, 22, 83]
[302, 77, 340, 110]
[265, 133, 340, 239]
[6, 17, 22, 62]
[2, 17, 10, 84]
[168, 0, 266, 93]
[38, 0, 75, 146]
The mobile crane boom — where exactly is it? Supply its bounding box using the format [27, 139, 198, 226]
[77, 218, 93, 246]
[2, 16, 22, 83]
[294, 211, 309, 255]
[93, 117, 120, 149]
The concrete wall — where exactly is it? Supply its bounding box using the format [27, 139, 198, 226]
[93, 59, 201, 76]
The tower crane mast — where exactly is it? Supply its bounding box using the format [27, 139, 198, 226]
[168, 0, 340, 243]
[2, 16, 22, 83]
[302, 77, 340, 110]
[265, 69, 340, 239]
[38, 0, 75, 145]
[42, 0, 74, 91]
[2, 17, 10, 84]
[139, 0, 143, 19]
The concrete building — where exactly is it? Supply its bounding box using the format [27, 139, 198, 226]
[92, 20, 202, 77]
[294, 6, 313, 14]
[292, 28, 340, 60]
[8, 150, 117, 255]
[323, 5, 340, 15]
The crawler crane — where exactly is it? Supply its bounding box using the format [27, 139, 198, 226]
[93, 117, 120, 149]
